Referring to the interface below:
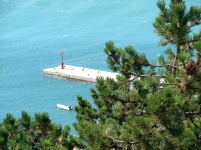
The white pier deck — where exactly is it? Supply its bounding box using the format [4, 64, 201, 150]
[43, 65, 118, 83]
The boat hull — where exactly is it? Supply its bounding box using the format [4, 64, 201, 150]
[56, 104, 72, 110]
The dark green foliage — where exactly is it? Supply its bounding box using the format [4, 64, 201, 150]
[74, 0, 201, 149]
[0, 111, 84, 150]
[0, 128, 9, 149]
[104, 42, 149, 77]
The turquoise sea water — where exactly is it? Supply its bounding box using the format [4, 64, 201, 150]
[0, 0, 200, 134]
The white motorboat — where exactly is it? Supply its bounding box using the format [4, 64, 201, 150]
[56, 104, 73, 110]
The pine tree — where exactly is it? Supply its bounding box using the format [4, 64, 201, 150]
[0, 111, 84, 150]
[74, 0, 201, 149]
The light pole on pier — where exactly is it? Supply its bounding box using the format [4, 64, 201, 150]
[60, 52, 64, 69]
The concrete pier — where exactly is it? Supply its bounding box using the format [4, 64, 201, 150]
[43, 65, 118, 83]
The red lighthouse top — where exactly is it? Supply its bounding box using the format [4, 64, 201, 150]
[60, 52, 64, 69]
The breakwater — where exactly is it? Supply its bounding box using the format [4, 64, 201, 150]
[43, 65, 118, 83]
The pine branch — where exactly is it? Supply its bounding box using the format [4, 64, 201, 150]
[187, 84, 201, 90]
[185, 111, 200, 115]
[188, 20, 200, 29]
[180, 38, 201, 45]
[126, 71, 155, 78]
[147, 63, 163, 67]
[162, 83, 179, 86]
[125, 71, 167, 82]
[111, 93, 140, 104]
[171, 45, 180, 74]
[190, 117, 201, 131]
[196, 52, 201, 65]
[104, 135, 140, 145]
[148, 63, 185, 72]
